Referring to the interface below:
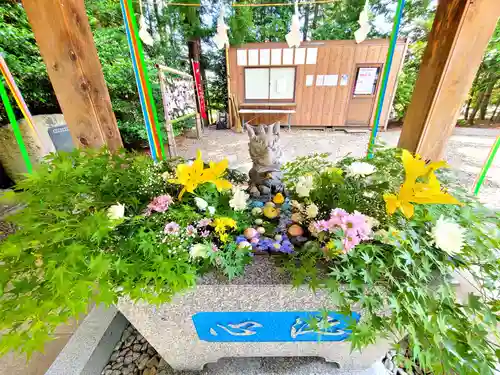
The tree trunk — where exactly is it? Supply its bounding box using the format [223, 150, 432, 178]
[303, 5, 310, 41]
[469, 91, 485, 125]
[490, 102, 500, 123]
[479, 77, 497, 120]
[311, 4, 320, 31]
[464, 98, 472, 120]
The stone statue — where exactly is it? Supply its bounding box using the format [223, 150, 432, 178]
[245, 122, 284, 199]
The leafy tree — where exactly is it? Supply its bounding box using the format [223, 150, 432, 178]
[0, 1, 59, 123]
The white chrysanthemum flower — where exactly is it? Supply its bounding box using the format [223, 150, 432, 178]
[430, 215, 466, 256]
[207, 206, 216, 216]
[107, 203, 125, 220]
[229, 187, 249, 211]
[346, 162, 376, 177]
[194, 197, 208, 211]
[189, 243, 210, 259]
[306, 203, 319, 218]
[295, 175, 314, 197]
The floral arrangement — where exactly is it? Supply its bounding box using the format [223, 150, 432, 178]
[0, 147, 499, 375]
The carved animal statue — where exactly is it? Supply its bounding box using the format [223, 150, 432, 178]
[245, 122, 285, 199]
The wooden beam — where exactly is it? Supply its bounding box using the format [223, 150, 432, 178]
[22, 0, 123, 151]
[398, 0, 500, 160]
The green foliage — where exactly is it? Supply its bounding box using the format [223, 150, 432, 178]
[209, 242, 252, 280]
[0, 148, 249, 356]
[279, 149, 500, 375]
[0, 2, 59, 122]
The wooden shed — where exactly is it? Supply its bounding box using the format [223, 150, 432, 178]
[228, 39, 407, 129]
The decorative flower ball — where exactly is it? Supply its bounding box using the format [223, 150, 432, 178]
[257, 227, 266, 234]
[244, 227, 258, 239]
[274, 234, 283, 242]
[254, 218, 263, 225]
[250, 201, 264, 208]
[238, 241, 252, 250]
[288, 224, 304, 237]
[263, 206, 279, 219]
[291, 212, 303, 223]
[251, 207, 263, 216]
[273, 193, 285, 204]
[250, 237, 259, 244]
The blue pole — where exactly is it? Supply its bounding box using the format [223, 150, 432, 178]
[367, 0, 406, 159]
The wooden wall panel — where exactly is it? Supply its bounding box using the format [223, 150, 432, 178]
[333, 46, 355, 125]
[322, 46, 342, 125]
[379, 43, 407, 128]
[310, 46, 331, 125]
[292, 58, 306, 125]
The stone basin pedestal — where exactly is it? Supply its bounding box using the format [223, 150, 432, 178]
[117, 256, 392, 371]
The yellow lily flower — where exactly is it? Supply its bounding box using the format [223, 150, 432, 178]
[205, 159, 232, 192]
[384, 150, 461, 218]
[169, 150, 232, 200]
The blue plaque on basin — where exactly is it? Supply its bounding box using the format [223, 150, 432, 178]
[192, 311, 360, 342]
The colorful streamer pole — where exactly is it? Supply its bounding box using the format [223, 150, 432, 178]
[120, 0, 165, 161]
[0, 79, 32, 173]
[0, 55, 47, 154]
[366, 0, 406, 159]
[473, 135, 500, 195]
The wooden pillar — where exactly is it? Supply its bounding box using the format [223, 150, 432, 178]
[398, 0, 500, 160]
[22, 0, 123, 151]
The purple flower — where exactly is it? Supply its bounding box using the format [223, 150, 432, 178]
[200, 230, 210, 238]
[164, 221, 180, 235]
[236, 235, 247, 244]
[186, 225, 197, 237]
[280, 240, 294, 254]
[148, 195, 173, 213]
[197, 218, 212, 228]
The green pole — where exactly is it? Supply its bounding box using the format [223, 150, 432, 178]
[473, 135, 500, 195]
[367, 0, 406, 159]
[0, 79, 32, 173]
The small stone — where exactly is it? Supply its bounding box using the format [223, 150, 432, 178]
[122, 366, 132, 375]
[112, 370, 121, 375]
[124, 355, 134, 365]
[146, 356, 159, 368]
[115, 356, 124, 363]
[147, 347, 155, 356]
[137, 353, 149, 370]
[131, 351, 140, 361]
[132, 343, 142, 352]
[120, 348, 130, 357]
[136, 333, 144, 341]
[104, 364, 112, 371]
[141, 343, 148, 352]
[143, 367, 157, 375]
[123, 335, 135, 348]
[109, 350, 119, 362]
[158, 358, 167, 370]
[104, 370, 113, 375]
[112, 361, 122, 370]
[121, 329, 132, 343]
[259, 185, 270, 195]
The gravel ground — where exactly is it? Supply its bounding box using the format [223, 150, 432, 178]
[176, 126, 500, 209]
[104, 324, 403, 375]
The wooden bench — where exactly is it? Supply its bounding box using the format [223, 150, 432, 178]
[238, 108, 296, 131]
